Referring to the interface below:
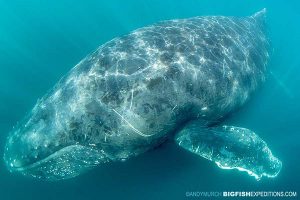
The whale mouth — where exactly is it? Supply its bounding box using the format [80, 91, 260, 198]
[6, 145, 109, 181]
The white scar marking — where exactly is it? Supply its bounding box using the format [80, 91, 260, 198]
[112, 109, 154, 137]
[129, 89, 133, 110]
[171, 105, 177, 112]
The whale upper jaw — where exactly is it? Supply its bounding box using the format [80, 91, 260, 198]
[4, 144, 109, 181]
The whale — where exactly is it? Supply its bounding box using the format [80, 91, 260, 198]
[4, 9, 282, 181]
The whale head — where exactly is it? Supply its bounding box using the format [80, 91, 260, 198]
[4, 101, 58, 167]
[3, 93, 108, 181]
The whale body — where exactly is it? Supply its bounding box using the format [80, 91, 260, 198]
[4, 9, 282, 181]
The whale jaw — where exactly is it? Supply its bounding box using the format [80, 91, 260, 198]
[4, 145, 109, 181]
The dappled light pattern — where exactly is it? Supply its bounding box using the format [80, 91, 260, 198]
[4, 9, 275, 180]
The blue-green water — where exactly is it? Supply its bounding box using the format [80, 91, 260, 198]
[0, 0, 299, 199]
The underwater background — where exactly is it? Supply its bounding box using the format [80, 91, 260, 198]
[0, 0, 299, 199]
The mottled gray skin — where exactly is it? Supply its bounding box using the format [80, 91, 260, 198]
[4, 10, 269, 180]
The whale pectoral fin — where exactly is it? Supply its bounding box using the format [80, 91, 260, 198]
[175, 120, 282, 180]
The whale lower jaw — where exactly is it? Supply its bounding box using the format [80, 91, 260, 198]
[10, 145, 109, 181]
